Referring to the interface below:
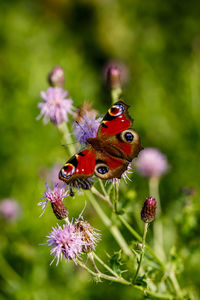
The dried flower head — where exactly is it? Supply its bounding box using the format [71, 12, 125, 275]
[48, 66, 65, 88]
[73, 111, 102, 144]
[47, 223, 83, 265]
[0, 198, 20, 221]
[74, 101, 98, 123]
[75, 220, 100, 253]
[38, 87, 73, 125]
[141, 197, 157, 223]
[38, 184, 69, 219]
[136, 148, 169, 178]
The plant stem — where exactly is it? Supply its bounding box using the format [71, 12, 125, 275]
[149, 176, 166, 261]
[133, 222, 149, 284]
[92, 252, 120, 278]
[114, 181, 119, 212]
[87, 192, 133, 258]
[91, 186, 113, 209]
[76, 258, 131, 285]
[76, 256, 173, 299]
[57, 122, 76, 155]
[111, 87, 122, 103]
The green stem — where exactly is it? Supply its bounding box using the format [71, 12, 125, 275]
[76, 257, 173, 299]
[76, 258, 131, 285]
[133, 223, 149, 284]
[92, 252, 120, 278]
[57, 122, 76, 155]
[111, 87, 122, 103]
[91, 186, 113, 209]
[87, 192, 133, 258]
[168, 271, 183, 299]
[118, 214, 165, 269]
[114, 181, 119, 212]
[149, 176, 166, 261]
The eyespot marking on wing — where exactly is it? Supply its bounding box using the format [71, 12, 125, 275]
[60, 163, 75, 179]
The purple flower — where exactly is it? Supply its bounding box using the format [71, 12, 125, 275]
[38, 183, 69, 218]
[0, 198, 20, 221]
[47, 223, 83, 265]
[38, 87, 73, 125]
[141, 197, 157, 223]
[135, 148, 169, 178]
[73, 111, 102, 144]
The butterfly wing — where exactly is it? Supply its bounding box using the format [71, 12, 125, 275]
[59, 146, 95, 189]
[97, 101, 133, 137]
[94, 151, 129, 180]
[96, 100, 142, 162]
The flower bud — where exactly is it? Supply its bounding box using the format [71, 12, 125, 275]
[48, 66, 65, 88]
[107, 66, 121, 89]
[141, 197, 157, 223]
[51, 200, 68, 220]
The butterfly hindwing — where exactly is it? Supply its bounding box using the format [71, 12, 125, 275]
[59, 146, 96, 189]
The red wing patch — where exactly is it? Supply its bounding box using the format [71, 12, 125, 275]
[59, 147, 96, 189]
[98, 101, 133, 137]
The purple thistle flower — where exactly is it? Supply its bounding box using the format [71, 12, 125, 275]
[38, 183, 69, 218]
[141, 197, 157, 223]
[0, 198, 20, 222]
[47, 223, 83, 265]
[135, 148, 169, 178]
[38, 87, 73, 125]
[73, 111, 102, 144]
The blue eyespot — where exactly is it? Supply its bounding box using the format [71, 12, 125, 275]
[97, 166, 109, 174]
[125, 132, 133, 142]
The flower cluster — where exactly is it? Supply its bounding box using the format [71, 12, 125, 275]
[47, 219, 99, 265]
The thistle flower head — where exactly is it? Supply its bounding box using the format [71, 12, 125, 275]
[47, 217, 100, 265]
[74, 220, 100, 253]
[74, 101, 98, 123]
[141, 197, 157, 223]
[136, 148, 169, 178]
[73, 111, 102, 144]
[38, 87, 73, 125]
[38, 183, 69, 219]
[48, 66, 65, 88]
[47, 223, 83, 265]
[0, 198, 20, 222]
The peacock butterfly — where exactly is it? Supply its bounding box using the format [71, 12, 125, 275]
[59, 101, 142, 189]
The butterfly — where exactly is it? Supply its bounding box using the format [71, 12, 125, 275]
[59, 101, 142, 189]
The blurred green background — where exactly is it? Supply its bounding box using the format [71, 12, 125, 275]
[0, 0, 200, 299]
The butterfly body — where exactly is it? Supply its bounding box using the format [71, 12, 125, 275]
[59, 101, 142, 189]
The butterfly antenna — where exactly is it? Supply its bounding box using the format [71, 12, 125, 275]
[75, 120, 87, 134]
